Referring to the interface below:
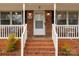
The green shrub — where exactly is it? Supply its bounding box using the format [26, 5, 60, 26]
[6, 33, 19, 52]
[59, 43, 71, 55]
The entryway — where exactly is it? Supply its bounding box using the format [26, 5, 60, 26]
[33, 10, 45, 35]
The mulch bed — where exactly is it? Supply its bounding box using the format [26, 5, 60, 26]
[58, 39, 79, 56]
[0, 39, 21, 56]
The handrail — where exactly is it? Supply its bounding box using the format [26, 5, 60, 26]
[21, 24, 27, 48]
[52, 24, 58, 56]
[52, 24, 58, 49]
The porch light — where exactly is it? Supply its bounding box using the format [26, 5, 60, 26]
[46, 12, 50, 16]
[15, 12, 18, 15]
[28, 12, 32, 19]
[28, 12, 32, 16]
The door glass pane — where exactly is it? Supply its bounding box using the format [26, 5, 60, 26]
[1, 12, 10, 25]
[35, 21, 43, 28]
[12, 12, 22, 25]
[56, 11, 66, 25]
[68, 12, 78, 25]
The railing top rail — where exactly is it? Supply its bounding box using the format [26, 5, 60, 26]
[0, 25, 24, 26]
[56, 25, 79, 26]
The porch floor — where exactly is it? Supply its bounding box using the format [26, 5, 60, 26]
[24, 37, 55, 56]
[58, 39, 79, 56]
[0, 39, 21, 56]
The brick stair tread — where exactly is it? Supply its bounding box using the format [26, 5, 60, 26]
[25, 48, 55, 51]
[26, 42, 54, 45]
[25, 50, 54, 53]
[26, 40, 53, 42]
[25, 46, 54, 49]
[25, 52, 55, 54]
[25, 44, 54, 47]
[24, 53, 55, 56]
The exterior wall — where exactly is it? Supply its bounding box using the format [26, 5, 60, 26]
[26, 10, 33, 37]
[26, 10, 53, 37]
[58, 39, 79, 55]
[45, 10, 52, 37]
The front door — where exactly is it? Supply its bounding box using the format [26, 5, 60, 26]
[34, 10, 45, 35]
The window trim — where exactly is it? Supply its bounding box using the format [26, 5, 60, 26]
[12, 11, 23, 25]
[56, 11, 79, 25]
[0, 11, 23, 25]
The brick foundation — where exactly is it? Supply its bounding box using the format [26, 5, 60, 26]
[58, 39, 79, 56]
[0, 39, 21, 56]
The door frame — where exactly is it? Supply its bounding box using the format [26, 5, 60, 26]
[33, 10, 46, 35]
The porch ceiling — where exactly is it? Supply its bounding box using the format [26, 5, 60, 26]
[56, 3, 79, 11]
[25, 3, 54, 10]
[0, 3, 23, 11]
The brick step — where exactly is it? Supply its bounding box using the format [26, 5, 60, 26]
[24, 53, 55, 56]
[25, 52, 54, 55]
[25, 44, 54, 47]
[26, 42, 54, 45]
[24, 38, 55, 56]
[26, 39, 53, 42]
[25, 48, 55, 51]
[25, 50, 55, 53]
[25, 46, 54, 49]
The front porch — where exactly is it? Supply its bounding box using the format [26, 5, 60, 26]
[23, 3, 55, 56]
[56, 3, 79, 56]
[0, 3, 23, 56]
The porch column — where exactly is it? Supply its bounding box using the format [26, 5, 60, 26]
[78, 12, 79, 25]
[10, 12, 12, 25]
[54, 3, 56, 25]
[21, 3, 25, 56]
[54, 3, 58, 56]
[23, 3, 25, 24]
[0, 13, 1, 25]
[66, 11, 69, 25]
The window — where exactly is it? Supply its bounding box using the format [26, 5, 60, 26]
[1, 12, 10, 25]
[35, 21, 43, 28]
[68, 12, 78, 25]
[56, 11, 66, 25]
[12, 12, 22, 25]
[0, 11, 23, 25]
[56, 11, 78, 25]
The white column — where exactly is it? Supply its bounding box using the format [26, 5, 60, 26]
[78, 12, 79, 25]
[23, 3, 25, 24]
[78, 12, 79, 37]
[0, 13, 1, 25]
[0, 13, 1, 37]
[54, 3, 58, 56]
[21, 3, 25, 56]
[10, 12, 12, 25]
[66, 11, 69, 25]
[54, 3, 56, 25]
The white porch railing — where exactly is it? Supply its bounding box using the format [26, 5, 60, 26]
[21, 24, 27, 47]
[21, 24, 27, 56]
[0, 25, 24, 39]
[56, 25, 79, 39]
[52, 24, 58, 56]
[52, 24, 58, 49]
